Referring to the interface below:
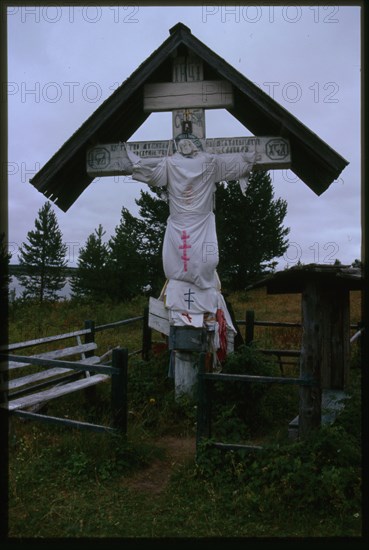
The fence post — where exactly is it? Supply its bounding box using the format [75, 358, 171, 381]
[111, 348, 128, 434]
[196, 352, 211, 450]
[142, 306, 152, 361]
[245, 310, 255, 345]
[84, 319, 97, 402]
[299, 282, 322, 439]
[84, 319, 95, 353]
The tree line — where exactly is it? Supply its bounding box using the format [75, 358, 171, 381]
[8, 172, 291, 303]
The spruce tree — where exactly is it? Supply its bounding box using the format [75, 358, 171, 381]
[18, 202, 68, 302]
[108, 207, 148, 300]
[130, 171, 289, 292]
[134, 188, 168, 294]
[215, 172, 289, 289]
[71, 224, 111, 301]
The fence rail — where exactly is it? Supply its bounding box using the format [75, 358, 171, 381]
[2, 348, 129, 435]
[95, 316, 144, 333]
[196, 352, 319, 454]
[236, 310, 360, 341]
[2, 311, 146, 435]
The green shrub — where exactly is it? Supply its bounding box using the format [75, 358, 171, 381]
[211, 345, 298, 440]
[195, 370, 362, 519]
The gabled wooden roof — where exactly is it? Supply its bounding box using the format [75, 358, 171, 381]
[30, 22, 349, 212]
[247, 264, 363, 294]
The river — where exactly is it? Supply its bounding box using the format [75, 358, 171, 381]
[8, 276, 72, 300]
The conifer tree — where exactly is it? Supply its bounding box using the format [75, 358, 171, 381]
[215, 172, 289, 289]
[130, 171, 289, 292]
[18, 202, 67, 302]
[108, 207, 148, 300]
[71, 224, 111, 301]
[134, 189, 168, 294]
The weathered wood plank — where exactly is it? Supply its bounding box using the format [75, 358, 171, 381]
[289, 389, 350, 438]
[4, 374, 110, 411]
[7, 342, 98, 370]
[321, 389, 350, 424]
[1, 355, 115, 375]
[201, 372, 313, 385]
[11, 409, 117, 434]
[0, 329, 91, 352]
[212, 442, 263, 451]
[8, 367, 74, 390]
[299, 281, 322, 438]
[144, 80, 234, 111]
[237, 319, 302, 328]
[5, 355, 100, 392]
[111, 348, 128, 433]
[86, 136, 291, 178]
[148, 297, 170, 336]
[257, 349, 301, 357]
[94, 316, 143, 332]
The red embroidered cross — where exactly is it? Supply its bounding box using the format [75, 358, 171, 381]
[182, 312, 193, 323]
[179, 230, 191, 272]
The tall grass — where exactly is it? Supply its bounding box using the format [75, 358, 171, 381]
[6, 290, 363, 538]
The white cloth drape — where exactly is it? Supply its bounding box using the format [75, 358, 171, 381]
[126, 148, 256, 291]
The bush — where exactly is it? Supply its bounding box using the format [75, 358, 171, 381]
[195, 370, 362, 519]
[211, 345, 298, 440]
[128, 351, 197, 436]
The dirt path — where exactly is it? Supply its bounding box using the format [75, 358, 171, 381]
[122, 436, 196, 495]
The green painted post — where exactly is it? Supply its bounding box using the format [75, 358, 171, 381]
[84, 319, 95, 355]
[111, 348, 128, 434]
[84, 319, 97, 403]
[196, 352, 211, 449]
[245, 310, 255, 345]
[142, 306, 152, 361]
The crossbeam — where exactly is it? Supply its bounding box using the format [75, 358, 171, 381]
[143, 80, 234, 111]
[86, 136, 291, 178]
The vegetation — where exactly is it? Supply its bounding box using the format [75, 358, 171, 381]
[10, 171, 290, 302]
[216, 173, 289, 289]
[6, 290, 362, 538]
[4, 187, 363, 538]
[71, 224, 111, 302]
[17, 202, 68, 303]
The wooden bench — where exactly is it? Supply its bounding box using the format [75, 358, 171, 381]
[0, 328, 127, 433]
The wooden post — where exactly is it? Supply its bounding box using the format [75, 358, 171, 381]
[142, 306, 152, 361]
[196, 352, 211, 447]
[224, 297, 244, 349]
[245, 310, 255, 345]
[299, 282, 322, 439]
[318, 287, 350, 389]
[111, 348, 128, 434]
[84, 320, 96, 402]
[84, 320, 95, 356]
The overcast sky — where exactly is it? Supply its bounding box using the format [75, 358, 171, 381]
[7, 4, 361, 271]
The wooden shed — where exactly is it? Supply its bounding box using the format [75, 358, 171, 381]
[249, 264, 363, 437]
[250, 263, 363, 391]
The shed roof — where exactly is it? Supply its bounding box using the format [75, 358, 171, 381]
[248, 264, 363, 294]
[30, 22, 349, 212]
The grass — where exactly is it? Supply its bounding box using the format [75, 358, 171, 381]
[5, 289, 363, 538]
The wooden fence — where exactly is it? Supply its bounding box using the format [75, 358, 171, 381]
[1, 312, 148, 434]
[2, 306, 362, 443]
[236, 309, 361, 372]
[196, 351, 319, 453]
[197, 310, 362, 452]
[2, 348, 128, 434]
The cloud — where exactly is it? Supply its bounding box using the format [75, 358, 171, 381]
[6, 5, 361, 271]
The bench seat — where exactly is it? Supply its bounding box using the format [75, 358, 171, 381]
[3, 374, 110, 411]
